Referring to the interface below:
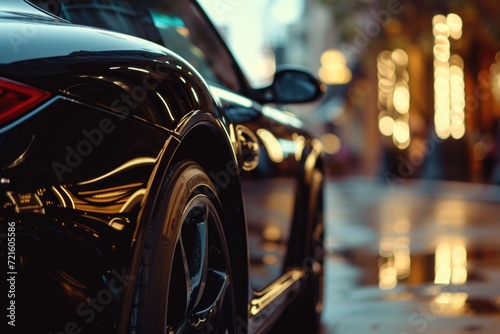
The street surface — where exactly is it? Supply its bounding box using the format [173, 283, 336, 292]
[321, 178, 500, 334]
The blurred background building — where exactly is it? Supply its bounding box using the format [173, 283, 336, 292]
[199, 0, 500, 184]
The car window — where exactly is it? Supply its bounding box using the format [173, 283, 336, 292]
[147, 0, 240, 91]
[28, 0, 163, 43]
[28, 0, 240, 91]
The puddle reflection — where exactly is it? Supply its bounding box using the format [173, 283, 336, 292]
[322, 179, 500, 332]
[336, 239, 498, 289]
[377, 237, 470, 289]
[434, 239, 467, 285]
[378, 236, 411, 289]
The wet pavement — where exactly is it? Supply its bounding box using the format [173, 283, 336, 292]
[320, 178, 500, 334]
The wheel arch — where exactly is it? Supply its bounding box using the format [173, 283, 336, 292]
[118, 113, 249, 333]
[173, 119, 249, 327]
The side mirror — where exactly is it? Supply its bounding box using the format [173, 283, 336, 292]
[256, 66, 325, 104]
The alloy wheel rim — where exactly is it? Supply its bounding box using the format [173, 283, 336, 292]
[166, 194, 232, 333]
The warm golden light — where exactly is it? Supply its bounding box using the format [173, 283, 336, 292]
[320, 133, 342, 155]
[378, 78, 395, 94]
[434, 36, 451, 62]
[393, 85, 410, 114]
[433, 22, 450, 38]
[490, 54, 500, 102]
[379, 238, 395, 257]
[378, 236, 411, 289]
[175, 26, 190, 37]
[394, 237, 411, 278]
[391, 48, 408, 67]
[257, 129, 284, 163]
[319, 49, 352, 85]
[262, 254, 278, 265]
[263, 225, 281, 241]
[432, 14, 447, 26]
[434, 239, 467, 285]
[321, 49, 346, 66]
[377, 49, 411, 148]
[450, 123, 466, 139]
[393, 120, 410, 143]
[434, 76, 450, 91]
[447, 13, 463, 39]
[379, 116, 394, 136]
[263, 242, 278, 252]
[394, 138, 410, 149]
[450, 54, 465, 68]
[318, 66, 352, 85]
[435, 242, 452, 284]
[379, 261, 398, 290]
[433, 17, 465, 140]
[436, 128, 451, 140]
[431, 292, 468, 315]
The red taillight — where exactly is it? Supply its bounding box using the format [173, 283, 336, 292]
[0, 77, 51, 125]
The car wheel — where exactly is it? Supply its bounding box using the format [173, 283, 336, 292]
[130, 160, 237, 334]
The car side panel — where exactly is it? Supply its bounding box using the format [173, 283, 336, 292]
[0, 96, 172, 332]
[212, 87, 324, 292]
[0, 17, 235, 333]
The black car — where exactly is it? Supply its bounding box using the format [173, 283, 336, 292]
[1, 0, 325, 333]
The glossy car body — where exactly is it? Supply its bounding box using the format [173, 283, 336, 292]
[0, 0, 325, 333]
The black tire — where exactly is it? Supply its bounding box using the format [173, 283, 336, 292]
[130, 160, 237, 334]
